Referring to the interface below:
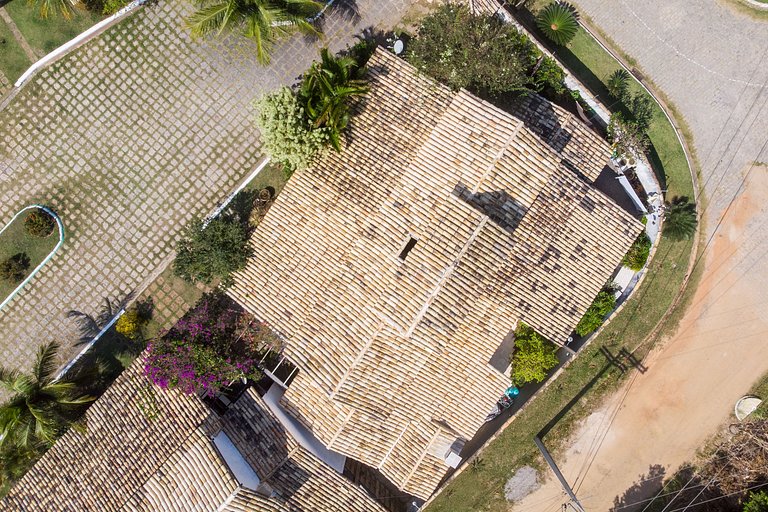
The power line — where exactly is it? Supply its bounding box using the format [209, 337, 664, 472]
[663, 481, 768, 512]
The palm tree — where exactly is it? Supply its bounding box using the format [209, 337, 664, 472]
[606, 69, 630, 101]
[536, 2, 579, 46]
[185, 0, 324, 65]
[298, 48, 369, 151]
[663, 196, 698, 240]
[0, 342, 93, 451]
[29, 0, 75, 19]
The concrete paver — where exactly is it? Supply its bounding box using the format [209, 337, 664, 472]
[0, 0, 411, 372]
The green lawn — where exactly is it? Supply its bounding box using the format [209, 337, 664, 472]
[4, 0, 104, 56]
[0, 17, 31, 84]
[748, 371, 768, 419]
[244, 161, 290, 196]
[0, 210, 59, 304]
[426, 14, 697, 512]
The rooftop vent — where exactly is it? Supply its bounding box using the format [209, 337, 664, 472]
[398, 236, 418, 261]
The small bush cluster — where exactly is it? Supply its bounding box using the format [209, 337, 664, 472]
[144, 293, 273, 397]
[24, 208, 55, 238]
[511, 323, 559, 386]
[622, 232, 652, 271]
[575, 287, 617, 337]
[115, 308, 148, 340]
[0, 253, 30, 283]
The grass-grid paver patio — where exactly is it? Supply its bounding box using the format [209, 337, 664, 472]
[0, 0, 410, 373]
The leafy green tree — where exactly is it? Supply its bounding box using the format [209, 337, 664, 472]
[622, 232, 651, 271]
[606, 69, 630, 101]
[173, 215, 253, 286]
[536, 2, 579, 46]
[185, 0, 323, 65]
[663, 196, 698, 240]
[253, 86, 331, 171]
[575, 288, 617, 336]
[0, 253, 30, 284]
[407, 4, 537, 96]
[627, 92, 654, 134]
[0, 342, 93, 451]
[298, 48, 369, 151]
[744, 491, 768, 512]
[511, 323, 559, 386]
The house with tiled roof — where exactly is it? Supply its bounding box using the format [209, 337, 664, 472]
[1, 358, 387, 512]
[226, 48, 643, 501]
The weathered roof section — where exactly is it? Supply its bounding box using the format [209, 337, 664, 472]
[2, 359, 211, 512]
[504, 92, 612, 182]
[228, 48, 641, 500]
[2, 359, 385, 512]
[503, 170, 640, 341]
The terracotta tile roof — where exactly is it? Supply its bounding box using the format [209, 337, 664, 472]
[1, 359, 211, 512]
[503, 92, 612, 182]
[1, 360, 385, 512]
[227, 48, 642, 499]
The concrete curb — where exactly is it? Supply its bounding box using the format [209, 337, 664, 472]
[0, 205, 65, 314]
[14, 0, 147, 89]
[742, 0, 768, 10]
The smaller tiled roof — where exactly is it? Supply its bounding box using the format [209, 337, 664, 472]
[1, 357, 386, 512]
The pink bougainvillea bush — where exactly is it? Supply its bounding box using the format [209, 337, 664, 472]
[144, 292, 278, 397]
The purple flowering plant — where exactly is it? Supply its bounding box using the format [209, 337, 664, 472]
[143, 293, 271, 397]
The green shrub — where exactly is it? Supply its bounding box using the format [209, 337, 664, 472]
[407, 4, 537, 96]
[253, 86, 331, 172]
[511, 323, 559, 386]
[575, 288, 617, 336]
[115, 309, 147, 340]
[744, 491, 768, 512]
[24, 208, 55, 238]
[0, 253, 30, 283]
[101, 0, 130, 15]
[536, 2, 579, 46]
[622, 232, 652, 271]
[173, 216, 253, 286]
[532, 56, 566, 96]
[663, 196, 698, 240]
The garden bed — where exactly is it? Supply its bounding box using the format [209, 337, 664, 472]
[0, 207, 60, 307]
[3, 0, 104, 57]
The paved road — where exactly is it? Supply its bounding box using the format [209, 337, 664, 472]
[0, 0, 409, 373]
[512, 1, 768, 510]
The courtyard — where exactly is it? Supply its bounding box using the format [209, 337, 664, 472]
[0, 0, 409, 373]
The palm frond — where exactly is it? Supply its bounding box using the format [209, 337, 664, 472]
[33, 341, 60, 385]
[185, 0, 240, 39]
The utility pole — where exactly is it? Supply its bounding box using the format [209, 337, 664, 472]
[534, 436, 587, 512]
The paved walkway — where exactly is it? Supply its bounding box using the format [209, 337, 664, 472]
[0, 0, 410, 373]
[512, 1, 768, 510]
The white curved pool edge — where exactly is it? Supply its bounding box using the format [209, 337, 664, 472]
[0, 205, 65, 313]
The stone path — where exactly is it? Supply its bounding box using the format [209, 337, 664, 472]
[0, 0, 410, 373]
[512, 1, 768, 510]
[0, 6, 37, 62]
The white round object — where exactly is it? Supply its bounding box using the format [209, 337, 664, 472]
[393, 40, 404, 55]
[735, 396, 762, 421]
